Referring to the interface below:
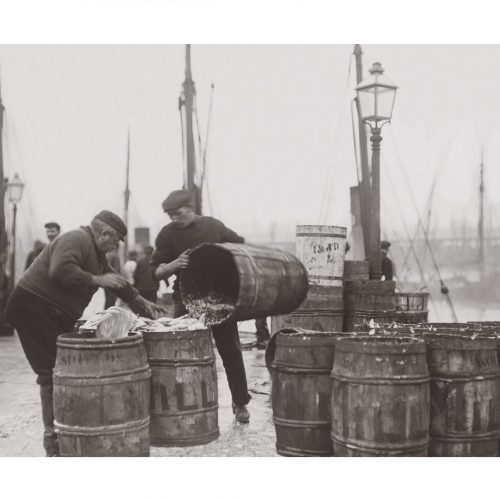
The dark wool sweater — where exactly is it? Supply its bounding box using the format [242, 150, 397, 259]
[18, 226, 138, 320]
[150, 216, 244, 298]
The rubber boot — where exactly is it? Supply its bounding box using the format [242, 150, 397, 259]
[40, 384, 60, 457]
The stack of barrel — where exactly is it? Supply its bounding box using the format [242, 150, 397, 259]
[271, 225, 347, 333]
[269, 321, 500, 457]
[54, 243, 309, 456]
[343, 265, 396, 331]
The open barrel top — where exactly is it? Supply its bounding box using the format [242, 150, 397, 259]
[334, 335, 426, 354]
[57, 332, 144, 349]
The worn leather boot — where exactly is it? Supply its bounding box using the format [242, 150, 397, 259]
[232, 402, 250, 423]
[40, 384, 60, 457]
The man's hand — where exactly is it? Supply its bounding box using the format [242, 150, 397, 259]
[92, 273, 129, 289]
[155, 263, 172, 280]
[174, 249, 191, 271]
[128, 295, 167, 319]
[155, 250, 191, 279]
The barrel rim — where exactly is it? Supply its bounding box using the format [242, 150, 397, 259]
[57, 332, 144, 346]
[334, 335, 426, 353]
[142, 328, 210, 337]
[424, 334, 498, 350]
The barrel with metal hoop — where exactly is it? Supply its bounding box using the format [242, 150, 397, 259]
[331, 336, 430, 456]
[53, 332, 151, 457]
[143, 328, 219, 446]
[424, 334, 500, 456]
[271, 328, 350, 456]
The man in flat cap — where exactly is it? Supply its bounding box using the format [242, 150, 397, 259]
[5, 210, 164, 457]
[44, 221, 61, 242]
[151, 189, 252, 423]
[381, 240, 394, 281]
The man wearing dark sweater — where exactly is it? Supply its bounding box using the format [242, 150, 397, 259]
[151, 189, 251, 423]
[5, 210, 163, 456]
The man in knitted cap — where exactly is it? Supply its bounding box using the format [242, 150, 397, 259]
[381, 240, 394, 281]
[151, 189, 252, 423]
[5, 210, 164, 456]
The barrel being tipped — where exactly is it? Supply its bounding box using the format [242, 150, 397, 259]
[180, 243, 309, 325]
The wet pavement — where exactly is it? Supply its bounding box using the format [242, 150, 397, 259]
[0, 329, 278, 457]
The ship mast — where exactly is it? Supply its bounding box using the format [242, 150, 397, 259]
[179, 44, 202, 215]
[123, 129, 131, 260]
[353, 44, 371, 258]
[0, 83, 7, 285]
[479, 146, 485, 279]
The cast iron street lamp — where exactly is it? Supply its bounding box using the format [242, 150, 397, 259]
[356, 62, 397, 279]
[6, 173, 25, 287]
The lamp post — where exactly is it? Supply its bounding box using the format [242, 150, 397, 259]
[6, 173, 25, 288]
[356, 62, 397, 279]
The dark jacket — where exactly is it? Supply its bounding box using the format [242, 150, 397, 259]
[151, 216, 244, 298]
[134, 256, 159, 294]
[381, 254, 394, 281]
[17, 226, 138, 320]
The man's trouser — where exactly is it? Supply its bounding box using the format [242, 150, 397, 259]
[5, 286, 76, 456]
[173, 300, 251, 407]
[255, 318, 270, 342]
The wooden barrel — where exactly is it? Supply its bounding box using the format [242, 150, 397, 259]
[394, 292, 429, 324]
[331, 336, 430, 456]
[143, 328, 219, 447]
[270, 314, 292, 335]
[290, 285, 344, 332]
[343, 260, 369, 282]
[424, 334, 500, 456]
[180, 243, 308, 323]
[295, 225, 347, 287]
[53, 333, 151, 457]
[343, 280, 396, 332]
[271, 329, 349, 456]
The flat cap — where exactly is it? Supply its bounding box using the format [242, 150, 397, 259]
[381, 240, 391, 249]
[94, 210, 127, 241]
[162, 189, 194, 212]
[44, 222, 61, 231]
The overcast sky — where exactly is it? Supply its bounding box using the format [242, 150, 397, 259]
[2, 44, 500, 273]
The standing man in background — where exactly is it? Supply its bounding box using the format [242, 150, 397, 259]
[25, 240, 46, 270]
[134, 246, 159, 303]
[381, 240, 395, 281]
[44, 222, 61, 242]
[151, 189, 251, 423]
[122, 250, 138, 284]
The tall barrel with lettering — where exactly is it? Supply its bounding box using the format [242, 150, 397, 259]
[425, 335, 500, 456]
[143, 328, 219, 447]
[331, 336, 430, 456]
[53, 333, 151, 456]
[296, 225, 347, 287]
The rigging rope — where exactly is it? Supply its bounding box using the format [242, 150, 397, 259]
[318, 51, 353, 223]
[193, 88, 216, 217]
[387, 128, 458, 322]
[178, 96, 186, 183]
[350, 99, 362, 184]
[382, 159, 441, 320]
